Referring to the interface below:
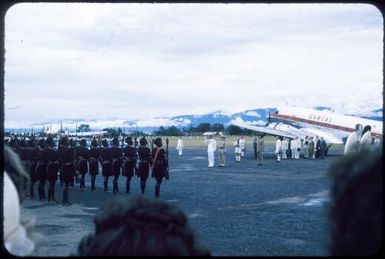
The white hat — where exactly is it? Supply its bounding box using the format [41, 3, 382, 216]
[3, 172, 35, 256]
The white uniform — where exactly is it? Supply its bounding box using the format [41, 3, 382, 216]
[239, 137, 246, 157]
[205, 137, 217, 167]
[176, 138, 183, 156]
[275, 138, 282, 161]
[234, 141, 242, 162]
[281, 138, 288, 159]
[293, 138, 301, 159]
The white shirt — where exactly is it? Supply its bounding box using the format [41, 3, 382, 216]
[275, 139, 282, 153]
[206, 139, 217, 152]
[177, 139, 183, 150]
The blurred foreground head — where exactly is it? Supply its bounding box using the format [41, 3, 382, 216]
[77, 196, 211, 256]
[3, 145, 35, 256]
[326, 149, 382, 256]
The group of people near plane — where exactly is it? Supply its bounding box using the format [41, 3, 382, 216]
[274, 136, 325, 162]
[5, 134, 169, 205]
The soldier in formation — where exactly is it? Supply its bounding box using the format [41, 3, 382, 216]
[88, 138, 100, 191]
[151, 137, 168, 197]
[100, 139, 112, 193]
[59, 136, 75, 205]
[36, 139, 47, 201]
[46, 136, 59, 203]
[137, 137, 152, 194]
[122, 136, 137, 194]
[77, 139, 89, 190]
[110, 137, 122, 194]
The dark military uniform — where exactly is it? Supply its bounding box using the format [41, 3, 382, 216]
[46, 137, 59, 203]
[100, 139, 112, 192]
[36, 139, 48, 201]
[110, 137, 122, 194]
[88, 139, 100, 191]
[71, 139, 79, 186]
[27, 139, 39, 198]
[59, 137, 75, 205]
[122, 137, 137, 194]
[137, 137, 152, 194]
[77, 139, 89, 190]
[151, 137, 168, 197]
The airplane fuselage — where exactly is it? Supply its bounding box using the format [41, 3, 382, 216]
[270, 106, 382, 143]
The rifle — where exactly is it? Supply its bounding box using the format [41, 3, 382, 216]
[165, 138, 169, 180]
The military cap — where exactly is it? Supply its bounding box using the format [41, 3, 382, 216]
[139, 137, 147, 146]
[102, 139, 109, 148]
[38, 138, 46, 147]
[46, 136, 55, 147]
[112, 137, 119, 146]
[80, 139, 87, 147]
[60, 136, 69, 147]
[154, 137, 162, 147]
[91, 138, 98, 148]
[29, 138, 37, 147]
[125, 136, 133, 145]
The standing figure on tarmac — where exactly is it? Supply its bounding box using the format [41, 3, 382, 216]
[205, 135, 217, 167]
[69, 139, 78, 187]
[46, 136, 59, 203]
[77, 139, 89, 190]
[253, 137, 258, 159]
[287, 139, 292, 159]
[315, 136, 320, 159]
[122, 137, 137, 194]
[176, 137, 184, 156]
[275, 137, 282, 162]
[239, 136, 246, 157]
[100, 139, 112, 193]
[59, 136, 75, 205]
[110, 137, 122, 194]
[319, 137, 326, 159]
[36, 139, 47, 201]
[234, 138, 242, 162]
[308, 136, 315, 159]
[218, 136, 226, 167]
[281, 138, 288, 160]
[137, 137, 152, 194]
[256, 136, 265, 166]
[293, 137, 301, 159]
[27, 138, 39, 199]
[151, 137, 168, 197]
[290, 138, 296, 159]
[303, 136, 309, 159]
[88, 138, 100, 191]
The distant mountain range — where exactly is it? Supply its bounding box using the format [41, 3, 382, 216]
[5, 106, 383, 134]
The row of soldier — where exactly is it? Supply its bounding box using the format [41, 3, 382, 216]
[6, 135, 169, 205]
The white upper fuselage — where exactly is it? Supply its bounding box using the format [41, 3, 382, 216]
[269, 106, 382, 144]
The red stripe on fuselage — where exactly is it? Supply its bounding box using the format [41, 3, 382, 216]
[270, 113, 382, 136]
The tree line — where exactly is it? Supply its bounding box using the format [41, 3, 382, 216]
[77, 123, 255, 137]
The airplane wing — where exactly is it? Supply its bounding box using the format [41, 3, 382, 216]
[231, 122, 300, 139]
[298, 127, 344, 144]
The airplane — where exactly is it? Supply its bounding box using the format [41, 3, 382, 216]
[231, 106, 383, 155]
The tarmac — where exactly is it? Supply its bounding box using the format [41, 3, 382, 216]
[20, 143, 344, 256]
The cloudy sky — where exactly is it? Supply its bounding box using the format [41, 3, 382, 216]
[4, 3, 383, 128]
